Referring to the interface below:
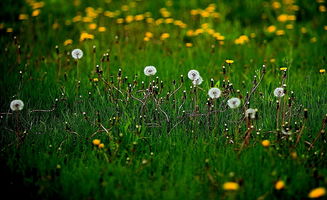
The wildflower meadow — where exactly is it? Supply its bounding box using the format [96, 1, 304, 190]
[0, 0, 327, 199]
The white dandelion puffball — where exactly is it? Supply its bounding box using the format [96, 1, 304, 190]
[10, 100, 24, 111]
[208, 88, 221, 99]
[274, 87, 285, 97]
[188, 70, 200, 81]
[282, 129, 292, 135]
[227, 97, 241, 109]
[144, 66, 157, 76]
[192, 76, 203, 85]
[71, 49, 83, 59]
[245, 108, 257, 119]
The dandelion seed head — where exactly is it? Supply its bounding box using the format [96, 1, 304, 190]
[245, 108, 257, 119]
[274, 87, 285, 97]
[282, 129, 292, 135]
[208, 88, 221, 99]
[187, 69, 200, 81]
[144, 66, 157, 76]
[10, 99, 24, 111]
[227, 97, 241, 109]
[192, 76, 203, 85]
[71, 48, 83, 59]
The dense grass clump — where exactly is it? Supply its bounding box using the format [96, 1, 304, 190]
[0, 0, 327, 199]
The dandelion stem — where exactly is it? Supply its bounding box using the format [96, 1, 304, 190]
[76, 60, 79, 81]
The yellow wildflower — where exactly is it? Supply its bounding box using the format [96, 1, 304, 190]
[64, 39, 73, 46]
[135, 14, 144, 21]
[92, 139, 101, 146]
[104, 11, 115, 18]
[19, 14, 29, 20]
[262, 140, 270, 147]
[160, 33, 170, 40]
[215, 35, 225, 41]
[93, 78, 99, 82]
[6, 28, 13, 33]
[160, 8, 171, 18]
[211, 12, 220, 18]
[308, 187, 326, 198]
[276, 30, 285, 36]
[235, 35, 249, 45]
[155, 18, 164, 25]
[98, 27, 106, 32]
[80, 32, 94, 41]
[52, 23, 59, 29]
[98, 143, 105, 148]
[165, 18, 174, 24]
[72, 15, 82, 22]
[201, 23, 209, 29]
[32, 1, 45, 9]
[194, 28, 204, 35]
[275, 180, 285, 190]
[206, 4, 216, 13]
[301, 27, 307, 34]
[206, 29, 215, 35]
[88, 23, 97, 30]
[200, 11, 210, 18]
[145, 32, 153, 38]
[166, 0, 173, 6]
[287, 15, 296, 21]
[144, 37, 150, 42]
[125, 15, 134, 23]
[223, 182, 239, 191]
[267, 25, 277, 33]
[121, 5, 129, 11]
[225, 60, 234, 64]
[319, 5, 326, 12]
[277, 14, 288, 22]
[190, 9, 199, 15]
[116, 18, 124, 24]
[146, 18, 154, 23]
[185, 43, 193, 47]
[280, 67, 287, 71]
[186, 30, 194, 37]
[290, 151, 298, 159]
[82, 17, 93, 23]
[272, 1, 281, 9]
[319, 69, 325, 73]
[32, 9, 40, 17]
[179, 23, 187, 29]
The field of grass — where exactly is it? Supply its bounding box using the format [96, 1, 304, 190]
[0, 0, 327, 199]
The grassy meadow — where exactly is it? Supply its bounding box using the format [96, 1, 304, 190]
[0, 0, 327, 199]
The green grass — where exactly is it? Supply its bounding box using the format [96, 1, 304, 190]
[1, 0, 327, 199]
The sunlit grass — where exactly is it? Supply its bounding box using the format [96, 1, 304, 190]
[0, 0, 326, 199]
